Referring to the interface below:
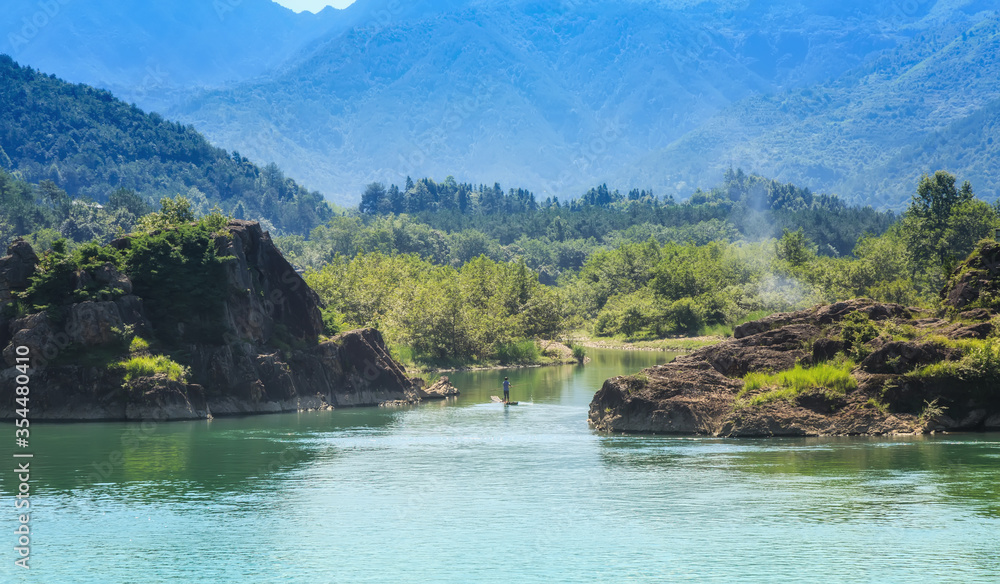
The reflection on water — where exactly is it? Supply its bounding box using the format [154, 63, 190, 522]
[0, 407, 411, 499]
[2, 348, 999, 583]
[598, 433, 1000, 521]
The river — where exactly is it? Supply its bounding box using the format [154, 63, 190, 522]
[3, 348, 1000, 583]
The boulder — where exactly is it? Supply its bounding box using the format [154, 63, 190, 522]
[4, 313, 55, 366]
[418, 376, 460, 400]
[124, 377, 210, 421]
[941, 240, 1000, 309]
[65, 301, 126, 346]
[0, 239, 38, 300]
[859, 342, 947, 375]
[92, 262, 133, 295]
[812, 337, 844, 362]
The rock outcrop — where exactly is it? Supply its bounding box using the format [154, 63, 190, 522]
[940, 240, 1000, 309]
[590, 297, 1000, 437]
[417, 376, 461, 400]
[0, 221, 417, 421]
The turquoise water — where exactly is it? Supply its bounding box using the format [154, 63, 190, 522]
[3, 348, 1000, 583]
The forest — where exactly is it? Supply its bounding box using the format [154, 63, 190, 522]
[4, 158, 996, 368]
[293, 171, 994, 365]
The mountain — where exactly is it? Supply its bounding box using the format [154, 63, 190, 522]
[168, 0, 919, 203]
[3, 0, 998, 206]
[0, 0, 347, 112]
[0, 56, 334, 236]
[635, 10, 1000, 208]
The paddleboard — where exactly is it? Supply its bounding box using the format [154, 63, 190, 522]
[490, 395, 519, 405]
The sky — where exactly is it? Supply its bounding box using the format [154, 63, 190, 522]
[273, 0, 355, 12]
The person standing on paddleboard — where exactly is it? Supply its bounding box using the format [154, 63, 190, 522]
[503, 377, 511, 403]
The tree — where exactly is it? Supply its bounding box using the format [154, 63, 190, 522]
[359, 182, 387, 215]
[901, 172, 995, 280]
[907, 171, 971, 229]
[107, 187, 150, 217]
[387, 184, 404, 214]
[137, 196, 196, 232]
[776, 228, 816, 267]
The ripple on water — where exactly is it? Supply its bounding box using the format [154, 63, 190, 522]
[8, 350, 1000, 582]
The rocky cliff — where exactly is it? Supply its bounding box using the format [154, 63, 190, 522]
[590, 245, 1000, 436]
[0, 220, 420, 421]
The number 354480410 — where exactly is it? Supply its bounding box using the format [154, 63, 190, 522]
[14, 345, 29, 420]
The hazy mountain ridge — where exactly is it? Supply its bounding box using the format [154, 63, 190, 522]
[2, 0, 997, 206]
[169, 0, 917, 203]
[638, 13, 1000, 207]
[0, 0, 348, 112]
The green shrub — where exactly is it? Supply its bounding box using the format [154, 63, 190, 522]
[869, 279, 919, 306]
[879, 321, 918, 341]
[117, 355, 189, 383]
[18, 239, 127, 313]
[666, 297, 704, 335]
[321, 306, 346, 336]
[391, 344, 416, 365]
[124, 218, 234, 345]
[864, 398, 889, 414]
[494, 339, 540, 364]
[136, 196, 196, 232]
[593, 289, 657, 337]
[913, 338, 1000, 382]
[571, 343, 587, 362]
[918, 398, 946, 424]
[129, 336, 150, 353]
[841, 312, 878, 359]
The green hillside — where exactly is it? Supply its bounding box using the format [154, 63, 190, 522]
[0, 56, 334, 235]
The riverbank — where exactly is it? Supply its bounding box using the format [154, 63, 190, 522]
[400, 334, 722, 375]
[400, 339, 587, 374]
[591, 240, 1000, 436]
[566, 334, 724, 353]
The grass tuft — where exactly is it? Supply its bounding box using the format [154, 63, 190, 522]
[737, 360, 857, 408]
[117, 355, 189, 383]
[129, 336, 150, 353]
[864, 398, 889, 414]
[912, 338, 1000, 382]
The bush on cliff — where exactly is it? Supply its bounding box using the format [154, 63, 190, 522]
[840, 312, 879, 360]
[19, 239, 128, 316]
[129, 336, 150, 354]
[15, 198, 234, 351]
[117, 355, 190, 383]
[914, 338, 1000, 384]
[124, 214, 233, 345]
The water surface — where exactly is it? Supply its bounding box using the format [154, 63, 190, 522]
[3, 348, 999, 583]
